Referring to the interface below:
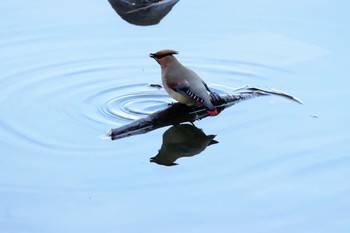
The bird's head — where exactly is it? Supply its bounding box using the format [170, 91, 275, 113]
[150, 49, 178, 65]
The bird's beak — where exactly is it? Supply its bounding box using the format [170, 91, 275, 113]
[149, 53, 156, 59]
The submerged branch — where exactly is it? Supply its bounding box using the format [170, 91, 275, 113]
[108, 86, 302, 140]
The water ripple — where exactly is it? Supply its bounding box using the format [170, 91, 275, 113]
[87, 84, 172, 123]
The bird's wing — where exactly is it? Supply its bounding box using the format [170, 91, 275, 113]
[166, 81, 205, 104]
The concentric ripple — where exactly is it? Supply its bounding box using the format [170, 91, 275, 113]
[86, 83, 172, 123]
[0, 57, 174, 151]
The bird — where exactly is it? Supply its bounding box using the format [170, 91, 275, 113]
[150, 49, 218, 115]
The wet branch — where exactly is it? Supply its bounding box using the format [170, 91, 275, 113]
[108, 86, 302, 140]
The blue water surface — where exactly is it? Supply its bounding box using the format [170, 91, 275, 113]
[1, 0, 349, 232]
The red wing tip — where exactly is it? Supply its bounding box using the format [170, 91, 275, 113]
[166, 82, 177, 88]
[207, 109, 218, 115]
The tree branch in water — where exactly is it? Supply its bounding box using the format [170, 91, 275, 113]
[108, 86, 302, 140]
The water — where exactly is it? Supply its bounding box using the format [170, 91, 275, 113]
[1, 0, 350, 232]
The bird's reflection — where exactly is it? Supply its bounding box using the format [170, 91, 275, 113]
[150, 124, 218, 166]
[108, 0, 179, 26]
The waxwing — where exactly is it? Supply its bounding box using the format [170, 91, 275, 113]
[150, 49, 218, 115]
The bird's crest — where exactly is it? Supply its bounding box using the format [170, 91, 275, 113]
[150, 49, 178, 59]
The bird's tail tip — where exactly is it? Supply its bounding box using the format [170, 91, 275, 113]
[207, 109, 218, 116]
